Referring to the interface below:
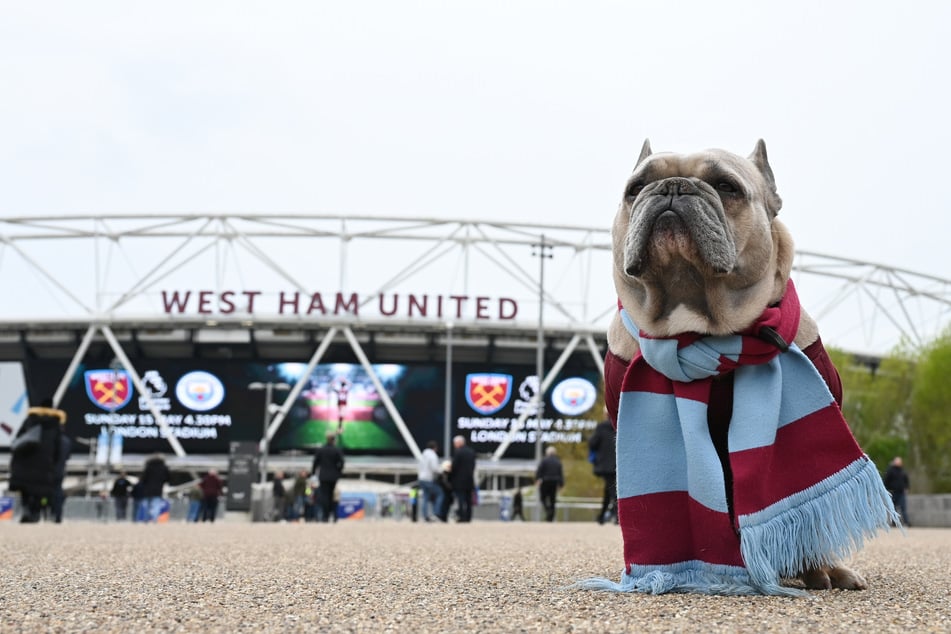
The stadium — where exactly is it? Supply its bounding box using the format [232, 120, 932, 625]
[2, 213, 951, 514]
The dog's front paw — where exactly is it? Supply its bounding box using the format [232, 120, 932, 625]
[800, 565, 867, 590]
[828, 565, 867, 590]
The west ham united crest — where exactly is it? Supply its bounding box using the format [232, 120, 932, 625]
[465, 373, 512, 415]
[85, 369, 133, 412]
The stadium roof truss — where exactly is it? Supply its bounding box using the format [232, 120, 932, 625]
[2, 213, 949, 459]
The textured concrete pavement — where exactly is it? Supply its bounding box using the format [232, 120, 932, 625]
[1, 521, 949, 633]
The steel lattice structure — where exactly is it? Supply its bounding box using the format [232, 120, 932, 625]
[2, 213, 949, 462]
[1, 213, 948, 354]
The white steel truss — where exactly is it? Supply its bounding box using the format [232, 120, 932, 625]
[1, 213, 947, 354]
[2, 213, 949, 460]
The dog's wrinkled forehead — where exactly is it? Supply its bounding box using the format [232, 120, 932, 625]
[624, 143, 782, 218]
[627, 151, 756, 199]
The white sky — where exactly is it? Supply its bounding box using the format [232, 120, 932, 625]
[1, 1, 949, 299]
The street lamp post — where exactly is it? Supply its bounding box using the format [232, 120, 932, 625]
[532, 235, 553, 522]
[443, 321, 454, 460]
[249, 381, 291, 484]
[532, 234, 553, 465]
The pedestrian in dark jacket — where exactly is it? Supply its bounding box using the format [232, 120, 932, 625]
[9, 399, 66, 523]
[51, 432, 72, 523]
[131, 480, 147, 522]
[139, 453, 171, 522]
[511, 488, 525, 521]
[111, 471, 133, 521]
[199, 468, 225, 522]
[450, 435, 477, 522]
[588, 416, 618, 524]
[312, 433, 345, 523]
[535, 446, 564, 522]
[436, 461, 454, 522]
[271, 471, 287, 521]
[883, 456, 911, 526]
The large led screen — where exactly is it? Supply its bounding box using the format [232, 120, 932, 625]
[266, 362, 444, 454]
[24, 359, 602, 459]
[27, 360, 266, 454]
[449, 363, 602, 458]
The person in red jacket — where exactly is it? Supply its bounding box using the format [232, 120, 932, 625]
[199, 469, 225, 523]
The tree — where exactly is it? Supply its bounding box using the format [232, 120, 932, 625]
[828, 346, 915, 475]
[908, 326, 951, 492]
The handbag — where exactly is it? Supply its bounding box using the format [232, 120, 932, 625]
[11, 423, 42, 455]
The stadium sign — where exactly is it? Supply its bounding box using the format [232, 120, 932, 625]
[161, 290, 519, 320]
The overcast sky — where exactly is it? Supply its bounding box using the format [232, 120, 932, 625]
[1, 1, 949, 344]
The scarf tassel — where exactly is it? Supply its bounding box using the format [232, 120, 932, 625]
[576, 562, 803, 597]
[577, 458, 898, 597]
[738, 456, 901, 594]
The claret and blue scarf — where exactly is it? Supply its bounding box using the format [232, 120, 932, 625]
[584, 281, 897, 596]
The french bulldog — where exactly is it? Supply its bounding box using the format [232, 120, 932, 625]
[606, 140, 865, 591]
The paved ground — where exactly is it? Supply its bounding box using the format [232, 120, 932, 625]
[1, 520, 949, 633]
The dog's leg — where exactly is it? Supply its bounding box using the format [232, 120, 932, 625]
[800, 567, 831, 589]
[800, 565, 867, 590]
[827, 565, 867, 590]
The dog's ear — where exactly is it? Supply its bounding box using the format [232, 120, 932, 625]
[634, 139, 652, 170]
[749, 139, 782, 217]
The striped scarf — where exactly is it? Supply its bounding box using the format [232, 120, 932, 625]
[585, 281, 897, 596]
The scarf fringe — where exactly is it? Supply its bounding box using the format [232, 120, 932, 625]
[577, 458, 898, 598]
[739, 456, 900, 591]
[575, 562, 807, 597]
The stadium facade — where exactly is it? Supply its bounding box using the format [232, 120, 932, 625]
[2, 213, 949, 486]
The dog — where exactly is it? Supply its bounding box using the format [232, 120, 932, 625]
[606, 140, 866, 591]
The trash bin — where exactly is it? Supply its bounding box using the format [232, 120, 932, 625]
[250, 483, 272, 522]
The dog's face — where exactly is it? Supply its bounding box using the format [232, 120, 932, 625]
[612, 140, 795, 337]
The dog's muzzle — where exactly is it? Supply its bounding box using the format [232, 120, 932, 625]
[624, 177, 737, 277]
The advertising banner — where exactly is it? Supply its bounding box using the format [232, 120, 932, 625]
[337, 497, 366, 520]
[0, 496, 14, 520]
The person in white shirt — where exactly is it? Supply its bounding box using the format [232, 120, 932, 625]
[417, 440, 443, 522]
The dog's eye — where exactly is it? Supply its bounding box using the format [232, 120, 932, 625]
[625, 183, 645, 200]
[716, 181, 739, 194]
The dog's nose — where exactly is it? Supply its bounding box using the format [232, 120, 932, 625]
[655, 177, 699, 197]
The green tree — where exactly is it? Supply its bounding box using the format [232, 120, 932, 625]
[908, 327, 951, 492]
[828, 346, 915, 474]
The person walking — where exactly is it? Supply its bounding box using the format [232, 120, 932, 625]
[588, 415, 618, 524]
[271, 470, 287, 521]
[535, 446, 564, 522]
[435, 461, 454, 522]
[9, 398, 66, 523]
[291, 469, 308, 521]
[199, 468, 224, 522]
[186, 483, 203, 522]
[883, 456, 911, 526]
[312, 433, 345, 523]
[417, 440, 443, 522]
[139, 453, 171, 522]
[111, 471, 133, 521]
[51, 429, 72, 523]
[511, 488, 525, 521]
[450, 435, 476, 523]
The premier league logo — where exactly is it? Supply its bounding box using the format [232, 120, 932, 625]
[85, 369, 133, 412]
[465, 373, 512, 415]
